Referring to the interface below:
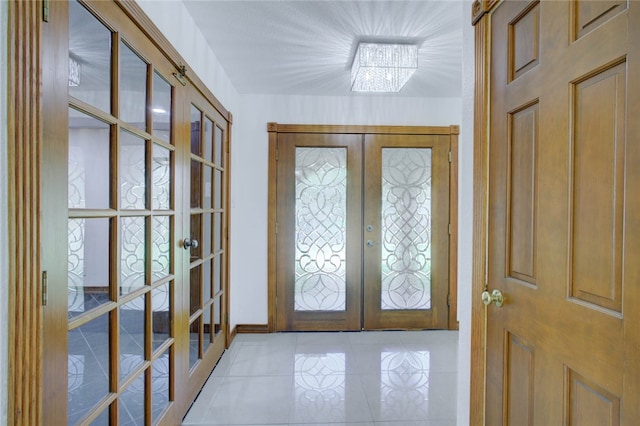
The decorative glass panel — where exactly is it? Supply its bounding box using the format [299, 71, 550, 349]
[191, 160, 201, 208]
[214, 213, 222, 252]
[214, 170, 222, 209]
[119, 42, 147, 130]
[294, 148, 347, 311]
[152, 352, 170, 422]
[152, 283, 171, 352]
[68, 218, 110, 317]
[152, 144, 171, 210]
[120, 295, 145, 380]
[215, 125, 223, 166]
[68, 314, 110, 425]
[190, 105, 201, 155]
[69, 0, 111, 113]
[190, 266, 201, 316]
[68, 108, 110, 209]
[121, 217, 146, 295]
[204, 166, 213, 209]
[203, 259, 212, 303]
[151, 216, 170, 281]
[152, 72, 171, 142]
[204, 117, 213, 163]
[203, 305, 212, 350]
[381, 148, 432, 310]
[213, 254, 222, 295]
[189, 317, 200, 370]
[119, 372, 145, 425]
[120, 130, 146, 210]
[203, 213, 212, 257]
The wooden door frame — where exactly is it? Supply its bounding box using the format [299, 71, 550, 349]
[469, 1, 498, 424]
[267, 123, 459, 332]
[7, 1, 233, 423]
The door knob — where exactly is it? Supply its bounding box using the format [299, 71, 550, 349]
[183, 238, 199, 250]
[366, 239, 379, 247]
[482, 289, 504, 308]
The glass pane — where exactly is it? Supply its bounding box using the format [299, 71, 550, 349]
[152, 216, 170, 281]
[190, 105, 201, 155]
[204, 117, 213, 163]
[214, 213, 222, 253]
[214, 169, 222, 209]
[120, 130, 146, 210]
[215, 125, 223, 167]
[120, 295, 145, 380]
[294, 148, 347, 311]
[190, 214, 201, 261]
[152, 283, 171, 352]
[189, 317, 200, 370]
[381, 148, 432, 310]
[120, 42, 147, 130]
[152, 352, 170, 422]
[68, 109, 110, 209]
[152, 144, 171, 210]
[191, 160, 202, 208]
[68, 314, 110, 425]
[214, 296, 222, 336]
[93, 407, 110, 425]
[203, 260, 212, 303]
[204, 166, 213, 209]
[203, 305, 212, 350]
[213, 254, 222, 295]
[203, 213, 212, 257]
[119, 372, 145, 426]
[68, 218, 110, 318]
[190, 266, 201, 316]
[121, 217, 146, 295]
[69, 0, 111, 113]
[152, 72, 171, 142]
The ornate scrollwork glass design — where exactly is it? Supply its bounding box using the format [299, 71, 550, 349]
[152, 144, 171, 210]
[294, 148, 347, 311]
[152, 216, 170, 281]
[121, 217, 146, 294]
[120, 130, 146, 210]
[381, 148, 432, 310]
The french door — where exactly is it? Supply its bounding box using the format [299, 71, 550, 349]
[40, 1, 229, 424]
[272, 126, 454, 331]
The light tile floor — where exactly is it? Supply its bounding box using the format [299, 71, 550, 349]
[183, 330, 458, 426]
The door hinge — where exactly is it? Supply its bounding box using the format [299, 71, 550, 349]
[42, 271, 48, 306]
[448, 223, 452, 235]
[447, 293, 451, 307]
[42, 0, 49, 22]
[275, 221, 278, 235]
[275, 148, 279, 161]
[225, 312, 229, 324]
[448, 151, 452, 163]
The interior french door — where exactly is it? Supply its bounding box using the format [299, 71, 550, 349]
[40, 1, 229, 424]
[273, 127, 451, 331]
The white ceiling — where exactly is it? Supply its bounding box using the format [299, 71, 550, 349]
[182, 1, 463, 98]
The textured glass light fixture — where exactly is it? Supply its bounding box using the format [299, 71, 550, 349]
[351, 43, 418, 92]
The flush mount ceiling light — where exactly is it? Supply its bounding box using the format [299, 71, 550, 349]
[350, 42, 418, 93]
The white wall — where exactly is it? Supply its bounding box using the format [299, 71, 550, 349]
[231, 94, 462, 325]
[136, 0, 239, 114]
[457, 1, 475, 425]
[1, 1, 9, 424]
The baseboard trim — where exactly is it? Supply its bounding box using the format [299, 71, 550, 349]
[235, 324, 269, 334]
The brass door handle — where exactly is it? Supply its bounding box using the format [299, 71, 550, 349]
[482, 289, 504, 308]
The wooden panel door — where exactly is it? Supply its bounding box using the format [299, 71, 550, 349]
[483, 0, 640, 423]
[275, 133, 364, 331]
[362, 134, 450, 330]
